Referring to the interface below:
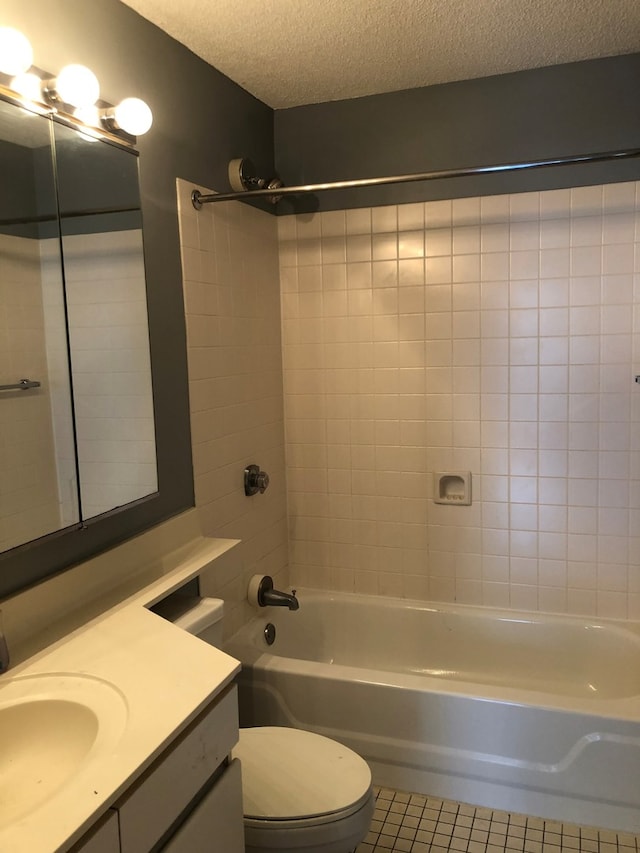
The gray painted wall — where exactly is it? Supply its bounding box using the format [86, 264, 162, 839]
[274, 53, 640, 213]
[0, 0, 275, 596]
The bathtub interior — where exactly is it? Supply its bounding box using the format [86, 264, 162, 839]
[226, 589, 640, 834]
[229, 589, 640, 700]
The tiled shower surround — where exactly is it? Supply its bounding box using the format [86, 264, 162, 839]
[177, 179, 289, 637]
[278, 183, 640, 619]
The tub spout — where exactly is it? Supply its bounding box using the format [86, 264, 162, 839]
[262, 587, 299, 610]
[249, 575, 299, 610]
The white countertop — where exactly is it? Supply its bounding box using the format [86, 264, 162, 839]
[0, 532, 242, 853]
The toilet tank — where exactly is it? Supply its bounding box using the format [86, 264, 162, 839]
[154, 596, 225, 647]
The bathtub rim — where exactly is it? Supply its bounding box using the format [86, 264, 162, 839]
[258, 586, 640, 642]
[225, 587, 640, 722]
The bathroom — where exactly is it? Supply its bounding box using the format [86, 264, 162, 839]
[1, 0, 640, 851]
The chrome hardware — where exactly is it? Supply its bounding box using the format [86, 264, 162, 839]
[228, 157, 264, 192]
[244, 463, 270, 496]
[265, 176, 283, 204]
[0, 378, 41, 392]
[192, 159, 283, 209]
[191, 147, 640, 206]
[227, 158, 283, 204]
[264, 623, 276, 645]
[253, 575, 299, 610]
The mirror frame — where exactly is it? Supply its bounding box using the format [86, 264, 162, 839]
[0, 88, 192, 600]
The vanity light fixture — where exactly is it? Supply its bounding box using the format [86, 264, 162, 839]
[73, 106, 102, 141]
[10, 71, 42, 103]
[45, 63, 100, 109]
[0, 25, 153, 143]
[0, 27, 33, 76]
[101, 97, 153, 136]
[74, 105, 101, 126]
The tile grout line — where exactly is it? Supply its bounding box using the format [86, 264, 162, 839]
[356, 787, 640, 853]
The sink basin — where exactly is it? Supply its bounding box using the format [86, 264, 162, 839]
[0, 674, 128, 827]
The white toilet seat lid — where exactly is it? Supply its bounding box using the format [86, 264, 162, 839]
[233, 727, 372, 821]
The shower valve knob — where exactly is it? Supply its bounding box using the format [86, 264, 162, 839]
[244, 464, 270, 496]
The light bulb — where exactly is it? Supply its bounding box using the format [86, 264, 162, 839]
[55, 64, 99, 108]
[0, 27, 33, 76]
[113, 97, 152, 136]
[74, 105, 100, 127]
[11, 72, 42, 102]
[73, 105, 101, 141]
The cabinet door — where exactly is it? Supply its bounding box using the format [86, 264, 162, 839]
[160, 759, 244, 853]
[118, 686, 238, 853]
[70, 811, 119, 853]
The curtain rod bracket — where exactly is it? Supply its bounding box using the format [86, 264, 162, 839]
[192, 159, 283, 209]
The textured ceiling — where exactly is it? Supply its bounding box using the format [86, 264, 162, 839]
[120, 0, 640, 109]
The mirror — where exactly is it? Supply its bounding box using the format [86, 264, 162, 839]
[0, 96, 157, 554]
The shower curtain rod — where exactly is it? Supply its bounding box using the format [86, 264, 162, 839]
[191, 147, 640, 208]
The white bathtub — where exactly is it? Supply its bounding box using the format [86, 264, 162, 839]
[225, 589, 640, 832]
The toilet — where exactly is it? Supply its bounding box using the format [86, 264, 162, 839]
[172, 596, 374, 853]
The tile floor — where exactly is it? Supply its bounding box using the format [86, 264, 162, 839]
[355, 788, 640, 853]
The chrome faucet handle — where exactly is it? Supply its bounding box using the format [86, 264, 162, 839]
[244, 464, 270, 496]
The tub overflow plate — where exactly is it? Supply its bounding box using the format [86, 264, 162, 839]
[264, 623, 276, 645]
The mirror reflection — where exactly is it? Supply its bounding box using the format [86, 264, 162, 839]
[0, 98, 77, 550]
[53, 121, 157, 521]
[0, 97, 157, 554]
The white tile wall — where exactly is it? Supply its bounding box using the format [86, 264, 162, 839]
[0, 233, 62, 549]
[279, 182, 640, 620]
[61, 230, 157, 518]
[177, 180, 289, 636]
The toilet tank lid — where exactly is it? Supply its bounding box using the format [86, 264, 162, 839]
[172, 597, 224, 635]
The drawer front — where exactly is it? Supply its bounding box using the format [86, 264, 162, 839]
[160, 758, 244, 853]
[70, 811, 119, 853]
[118, 685, 238, 853]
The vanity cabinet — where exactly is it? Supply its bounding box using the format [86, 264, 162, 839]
[72, 812, 119, 853]
[71, 685, 244, 853]
[160, 759, 244, 853]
